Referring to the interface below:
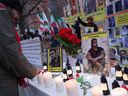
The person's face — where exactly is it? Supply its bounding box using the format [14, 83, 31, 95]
[12, 9, 20, 21]
[120, 51, 126, 56]
[50, 50, 56, 58]
[92, 40, 97, 48]
[123, 27, 128, 32]
[110, 49, 115, 56]
[87, 19, 91, 23]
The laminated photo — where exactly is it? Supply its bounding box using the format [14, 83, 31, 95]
[81, 32, 109, 75]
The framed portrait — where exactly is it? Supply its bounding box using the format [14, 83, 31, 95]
[47, 47, 63, 72]
[81, 32, 110, 75]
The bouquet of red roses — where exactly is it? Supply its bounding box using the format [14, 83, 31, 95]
[54, 28, 81, 55]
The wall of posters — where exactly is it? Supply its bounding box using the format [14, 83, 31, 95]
[82, 32, 109, 75]
[47, 47, 63, 72]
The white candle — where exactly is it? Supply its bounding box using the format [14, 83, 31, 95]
[76, 66, 80, 71]
[123, 74, 128, 80]
[91, 86, 103, 96]
[100, 83, 107, 91]
[65, 79, 79, 96]
[43, 66, 47, 70]
[54, 76, 64, 92]
[67, 70, 72, 75]
[111, 88, 127, 96]
[43, 72, 53, 88]
[116, 71, 123, 77]
[37, 72, 44, 84]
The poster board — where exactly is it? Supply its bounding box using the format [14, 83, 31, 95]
[21, 37, 43, 67]
[47, 47, 63, 72]
[82, 32, 109, 75]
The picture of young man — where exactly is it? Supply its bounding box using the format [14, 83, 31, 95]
[50, 49, 60, 67]
[86, 38, 106, 73]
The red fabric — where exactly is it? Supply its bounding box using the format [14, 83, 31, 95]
[0, 3, 6, 9]
[15, 32, 22, 53]
[76, 73, 80, 78]
[122, 84, 128, 91]
[18, 78, 29, 88]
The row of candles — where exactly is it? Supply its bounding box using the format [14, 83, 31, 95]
[93, 65, 128, 96]
[37, 61, 128, 96]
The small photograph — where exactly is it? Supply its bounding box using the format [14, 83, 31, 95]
[119, 49, 128, 65]
[114, 27, 121, 37]
[109, 38, 123, 48]
[83, 0, 96, 14]
[124, 37, 128, 48]
[124, 0, 128, 10]
[47, 47, 63, 72]
[84, 27, 94, 34]
[108, 17, 115, 28]
[115, 0, 122, 12]
[121, 25, 128, 37]
[107, 4, 113, 15]
[109, 28, 114, 38]
[110, 48, 118, 60]
[97, 0, 105, 8]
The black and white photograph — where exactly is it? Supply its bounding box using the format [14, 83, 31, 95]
[83, 0, 97, 14]
[121, 25, 128, 37]
[107, 4, 113, 15]
[124, 0, 128, 10]
[115, 0, 122, 12]
[109, 28, 114, 38]
[108, 17, 115, 28]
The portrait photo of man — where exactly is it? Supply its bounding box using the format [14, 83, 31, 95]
[49, 49, 60, 67]
[48, 47, 63, 72]
[86, 38, 106, 73]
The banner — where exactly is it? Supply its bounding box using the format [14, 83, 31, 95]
[115, 11, 128, 26]
[21, 38, 43, 66]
